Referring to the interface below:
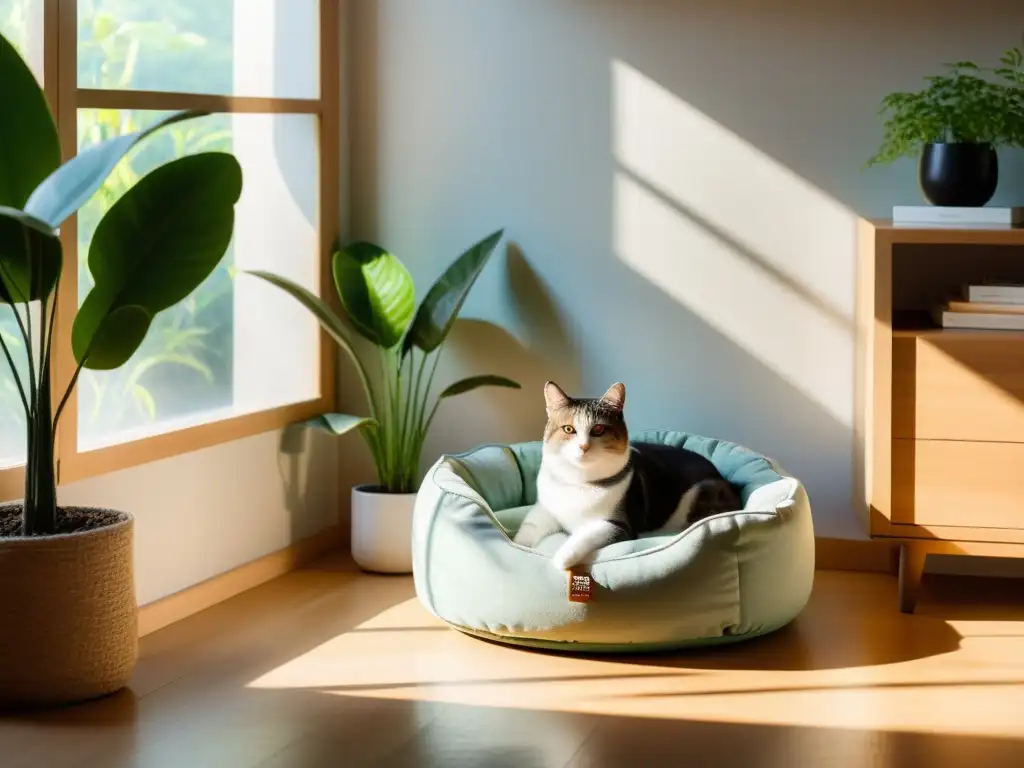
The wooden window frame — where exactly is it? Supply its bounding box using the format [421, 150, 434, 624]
[0, 0, 338, 498]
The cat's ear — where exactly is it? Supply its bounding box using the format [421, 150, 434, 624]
[600, 382, 626, 412]
[544, 381, 570, 413]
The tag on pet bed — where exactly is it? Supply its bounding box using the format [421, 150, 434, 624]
[567, 570, 592, 602]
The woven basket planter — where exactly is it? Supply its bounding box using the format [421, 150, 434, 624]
[0, 505, 137, 708]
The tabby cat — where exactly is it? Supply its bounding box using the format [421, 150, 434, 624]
[513, 381, 741, 570]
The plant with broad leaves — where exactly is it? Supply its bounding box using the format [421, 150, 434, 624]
[867, 37, 1024, 166]
[249, 233, 521, 494]
[0, 31, 242, 535]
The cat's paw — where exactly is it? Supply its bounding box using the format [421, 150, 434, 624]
[551, 541, 588, 571]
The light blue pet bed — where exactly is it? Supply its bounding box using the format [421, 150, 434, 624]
[412, 430, 815, 652]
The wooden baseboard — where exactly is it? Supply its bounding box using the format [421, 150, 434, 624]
[816, 536, 897, 574]
[138, 524, 341, 637]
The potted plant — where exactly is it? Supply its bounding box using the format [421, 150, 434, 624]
[866, 38, 1024, 206]
[250, 234, 520, 574]
[0, 33, 241, 707]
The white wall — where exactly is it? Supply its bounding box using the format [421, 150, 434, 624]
[345, 0, 1024, 540]
[60, 429, 338, 605]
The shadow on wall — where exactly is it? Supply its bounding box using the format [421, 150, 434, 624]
[278, 425, 341, 544]
[346, 0, 1024, 539]
[506, 242, 578, 384]
[426, 242, 581, 454]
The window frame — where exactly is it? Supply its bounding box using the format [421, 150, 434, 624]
[0, 0, 339, 495]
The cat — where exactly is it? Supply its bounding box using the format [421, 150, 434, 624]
[513, 381, 741, 570]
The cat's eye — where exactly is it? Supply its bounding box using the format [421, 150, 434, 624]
[562, 425, 576, 435]
[590, 425, 607, 437]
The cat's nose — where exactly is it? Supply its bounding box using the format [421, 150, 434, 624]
[578, 443, 590, 453]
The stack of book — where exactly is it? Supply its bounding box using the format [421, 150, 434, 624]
[935, 283, 1024, 330]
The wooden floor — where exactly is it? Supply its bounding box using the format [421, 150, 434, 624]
[3, 557, 1024, 767]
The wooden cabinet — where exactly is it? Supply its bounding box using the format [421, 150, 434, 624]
[858, 221, 1024, 612]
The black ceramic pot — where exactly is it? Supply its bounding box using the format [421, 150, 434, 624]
[918, 142, 998, 207]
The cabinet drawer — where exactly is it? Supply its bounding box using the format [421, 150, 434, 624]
[893, 334, 1024, 442]
[892, 439, 1024, 529]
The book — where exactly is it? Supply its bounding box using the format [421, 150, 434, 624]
[893, 205, 1024, 226]
[947, 300, 1024, 315]
[965, 282, 1024, 305]
[934, 307, 1024, 330]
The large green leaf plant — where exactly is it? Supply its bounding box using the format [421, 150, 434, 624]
[0, 32, 242, 535]
[250, 232, 520, 494]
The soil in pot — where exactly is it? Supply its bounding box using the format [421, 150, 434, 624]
[0, 505, 138, 708]
[0, 506, 121, 536]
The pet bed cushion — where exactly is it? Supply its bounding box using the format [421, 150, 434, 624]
[412, 430, 814, 652]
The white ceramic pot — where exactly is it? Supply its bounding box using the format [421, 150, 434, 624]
[350, 484, 417, 574]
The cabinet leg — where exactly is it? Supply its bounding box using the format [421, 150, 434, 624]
[898, 544, 927, 614]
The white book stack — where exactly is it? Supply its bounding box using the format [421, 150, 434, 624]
[934, 283, 1024, 330]
[893, 206, 1024, 228]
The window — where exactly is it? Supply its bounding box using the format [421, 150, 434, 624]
[0, 0, 337, 493]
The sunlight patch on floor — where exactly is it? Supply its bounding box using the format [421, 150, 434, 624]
[242, 591, 1024, 739]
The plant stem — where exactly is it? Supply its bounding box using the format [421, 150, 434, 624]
[345, 345, 383, 484]
[388, 349, 401, 489]
[397, 349, 415, 486]
[23, 297, 57, 536]
[354, 350, 380, 421]
[405, 346, 443, 492]
[22, 227, 37, 408]
[37, 293, 48, 407]
[419, 345, 443, 431]
[404, 351, 428, 491]
[12, 226, 54, 536]
[24, 342, 57, 535]
[21, 302, 35, 411]
[389, 348, 406, 490]
[0, 330, 29, 416]
[389, 347, 401, 448]
[0, 260, 33, 403]
[42, 276, 59, 386]
[376, 346, 393, 488]
[384, 349, 394, 488]
[52, 361, 83, 443]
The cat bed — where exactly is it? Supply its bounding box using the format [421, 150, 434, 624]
[412, 430, 815, 652]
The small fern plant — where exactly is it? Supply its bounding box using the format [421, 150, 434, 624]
[867, 38, 1024, 166]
